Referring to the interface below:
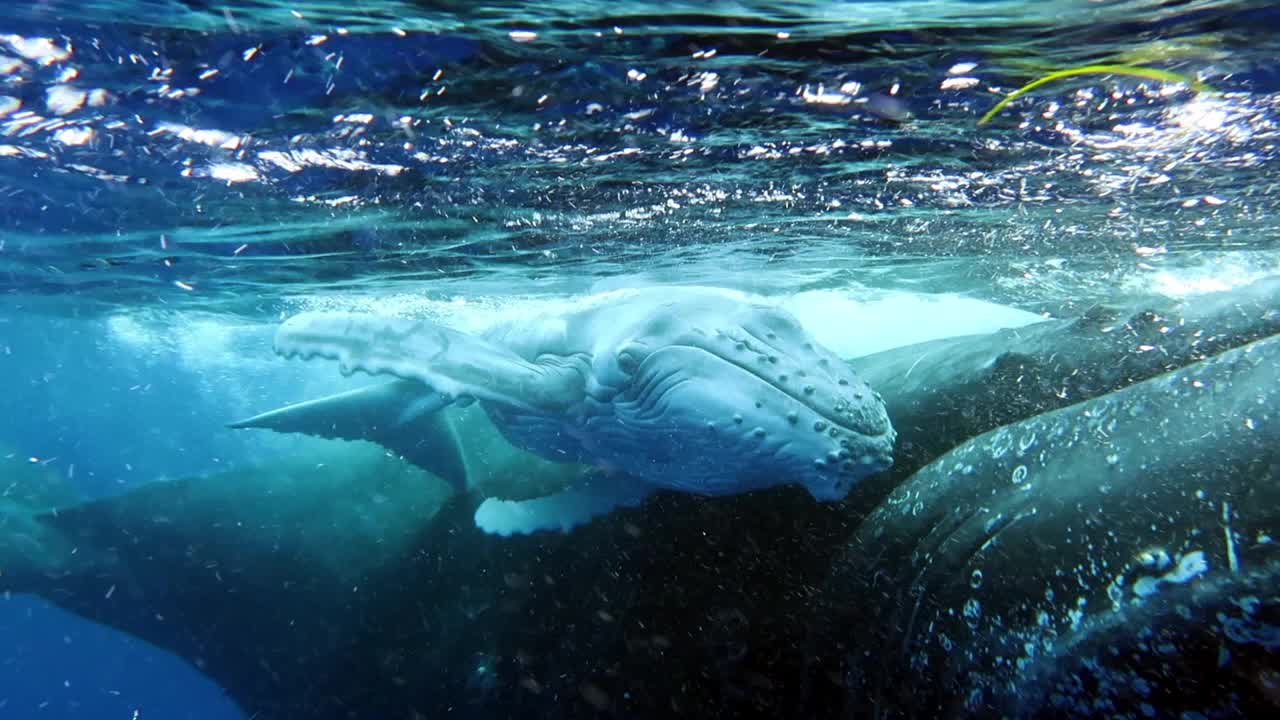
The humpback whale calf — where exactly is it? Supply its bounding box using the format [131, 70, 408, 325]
[232, 286, 896, 535]
[2, 279, 1277, 719]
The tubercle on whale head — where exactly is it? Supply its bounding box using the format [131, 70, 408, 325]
[802, 423, 896, 501]
[600, 299, 896, 498]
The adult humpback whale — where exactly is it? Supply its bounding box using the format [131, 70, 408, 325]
[2, 279, 1278, 719]
[232, 286, 896, 535]
[839, 274, 1280, 514]
[822, 333, 1280, 719]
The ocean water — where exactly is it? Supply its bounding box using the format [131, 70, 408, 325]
[1, 1, 1278, 718]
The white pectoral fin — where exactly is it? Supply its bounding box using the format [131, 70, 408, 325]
[228, 380, 468, 493]
[273, 312, 579, 412]
[473, 475, 653, 536]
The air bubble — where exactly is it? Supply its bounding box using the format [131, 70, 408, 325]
[970, 569, 984, 589]
[1018, 431, 1037, 454]
[989, 429, 1012, 459]
[1011, 465, 1028, 484]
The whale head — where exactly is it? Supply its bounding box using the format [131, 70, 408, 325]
[588, 289, 896, 500]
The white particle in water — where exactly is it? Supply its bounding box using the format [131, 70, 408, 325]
[46, 85, 87, 115]
[52, 126, 94, 145]
[1165, 550, 1208, 583]
[1136, 547, 1171, 570]
[940, 77, 979, 91]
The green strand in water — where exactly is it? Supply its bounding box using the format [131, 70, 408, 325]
[978, 64, 1217, 126]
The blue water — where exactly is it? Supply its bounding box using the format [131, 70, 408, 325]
[2, 0, 1279, 717]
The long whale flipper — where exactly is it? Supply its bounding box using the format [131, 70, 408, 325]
[229, 379, 468, 492]
[273, 312, 585, 412]
[474, 473, 653, 536]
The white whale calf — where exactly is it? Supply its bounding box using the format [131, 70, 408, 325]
[232, 286, 897, 535]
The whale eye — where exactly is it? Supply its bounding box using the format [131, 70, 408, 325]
[617, 349, 639, 375]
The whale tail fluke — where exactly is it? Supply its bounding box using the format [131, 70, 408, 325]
[0, 452, 87, 592]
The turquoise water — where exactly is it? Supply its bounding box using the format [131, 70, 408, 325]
[2, 1, 1279, 718]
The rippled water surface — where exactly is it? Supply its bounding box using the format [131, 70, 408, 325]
[3, 0, 1278, 317]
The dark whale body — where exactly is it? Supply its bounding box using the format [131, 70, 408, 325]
[823, 334, 1280, 718]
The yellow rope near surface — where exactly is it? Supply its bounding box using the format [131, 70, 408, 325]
[977, 64, 1218, 126]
